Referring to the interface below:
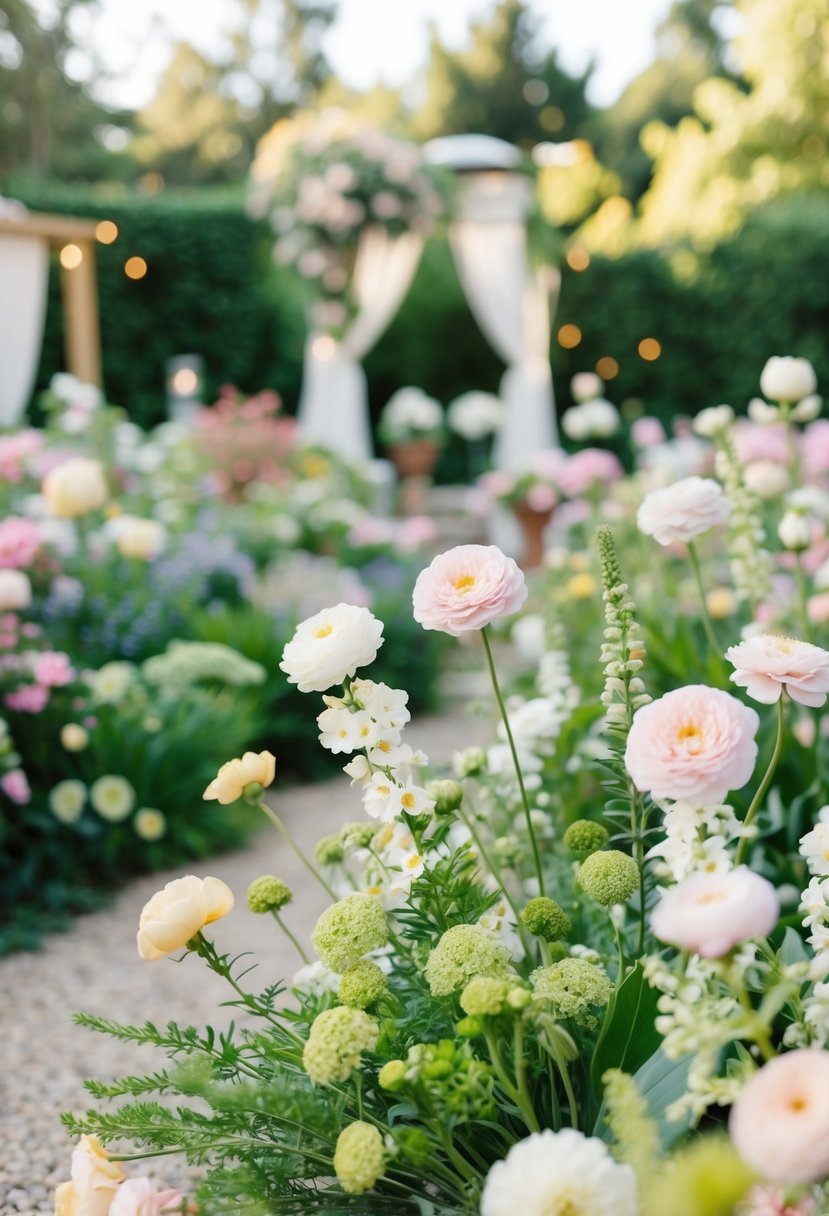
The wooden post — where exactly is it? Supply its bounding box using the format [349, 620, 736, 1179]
[61, 240, 102, 387]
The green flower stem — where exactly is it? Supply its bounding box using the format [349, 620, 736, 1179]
[794, 552, 813, 642]
[484, 1026, 540, 1133]
[256, 799, 338, 901]
[513, 1020, 539, 1133]
[735, 695, 786, 866]
[687, 540, 725, 669]
[481, 626, 545, 897]
[271, 910, 309, 964]
[191, 933, 304, 1047]
[454, 796, 533, 956]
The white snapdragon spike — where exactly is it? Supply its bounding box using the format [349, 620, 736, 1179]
[713, 434, 773, 606]
[646, 800, 743, 883]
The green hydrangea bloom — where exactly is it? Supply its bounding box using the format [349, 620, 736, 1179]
[520, 897, 572, 941]
[426, 779, 464, 814]
[302, 1006, 379, 1085]
[531, 958, 612, 1028]
[340, 822, 377, 850]
[424, 924, 510, 996]
[333, 1121, 385, 1195]
[339, 959, 388, 1009]
[643, 1135, 755, 1216]
[563, 819, 610, 856]
[460, 976, 511, 1017]
[577, 850, 640, 907]
[246, 876, 293, 913]
[315, 834, 345, 866]
[311, 894, 388, 973]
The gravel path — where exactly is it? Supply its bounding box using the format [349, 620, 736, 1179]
[0, 688, 490, 1215]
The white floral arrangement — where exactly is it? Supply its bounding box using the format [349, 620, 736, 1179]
[447, 392, 504, 443]
[377, 386, 446, 447]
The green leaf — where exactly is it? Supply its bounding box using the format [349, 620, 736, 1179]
[779, 925, 810, 967]
[633, 1050, 694, 1149]
[591, 963, 662, 1087]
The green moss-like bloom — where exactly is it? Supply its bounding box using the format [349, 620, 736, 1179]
[424, 924, 510, 997]
[643, 1135, 755, 1216]
[333, 1121, 385, 1195]
[338, 959, 388, 1009]
[315, 834, 345, 866]
[302, 1006, 379, 1085]
[378, 1059, 407, 1091]
[246, 876, 292, 914]
[340, 822, 377, 850]
[311, 894, 389, 973]
[426, 778, 464, 815]
[520, 897, 572, 941]
[531, 958, 612, 1029]
[577, 849, 639, 907]
[564, 819, 609, 856]
[460, 976, 511, 1017]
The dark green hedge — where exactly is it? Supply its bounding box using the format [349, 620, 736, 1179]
[17, 185, 829, 432]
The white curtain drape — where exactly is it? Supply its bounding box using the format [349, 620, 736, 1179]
[449, 172, 558, 470]
[297, 226, 423, 462]
[0, 233, 49, 427]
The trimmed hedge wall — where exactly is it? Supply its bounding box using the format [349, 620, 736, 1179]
[17, 185, 829, 432]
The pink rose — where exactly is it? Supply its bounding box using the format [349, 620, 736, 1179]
[412, 544, 527, 636]
[631, 416, 666, 448]
[726, 635, 829, 708]
[730, 1050, 829, 1184]
[625, 684, 759, 804]
[637, 476, 730, 546]
[651, 866, 779, 957]
[5, 683, 49, 713]
[0, 769, 30, 805]
[32, 650, 75, 687]
[0, 517, 40, 568]
[110, 1178, 183, 1216]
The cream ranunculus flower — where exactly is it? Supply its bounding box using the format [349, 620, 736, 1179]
[54, 1135, 125, 1216]
[760, 356, 817, 404]
[280, 603, 385, 693]
[0, 568, 31, 610]
[137, 874, 234, 960]
[42, 457, 108, 518]
[113, 516, 165, 560]
[203, 750, 276, 804]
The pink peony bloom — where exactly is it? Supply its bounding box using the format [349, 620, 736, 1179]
[631, 416, 666, 448]
[5, 683, 49, 713]
[412, 544, 527, 636]
[0, 516, 40, 568]
[556, 448, 624, 498]
[726, 635, 829, 708]
[0, 769, 30, 805]
[32, 650, 75, 687]
[730, 1050, 829, 1184]
[625, 684, 759, 804]
[651, 866, 779, 957]
[637, 476, 730, 546]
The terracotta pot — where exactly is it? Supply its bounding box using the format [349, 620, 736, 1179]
[389, 439, 441, 481]
[512, 499, 554, 569]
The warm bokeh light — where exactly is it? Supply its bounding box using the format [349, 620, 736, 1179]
[59, 244, 83, 270]
[566, 247, 590, 272]
[95, 220, 118, 245]
[558, 323, 582, 349]
[171, 368, 198, 395]
[124, 256, 148, 280]
[638, 337, 662, 361]
[596, 356, 620, 379]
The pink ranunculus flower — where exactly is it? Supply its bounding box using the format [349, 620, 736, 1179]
[109, 1177, 183, 1216]
[556, 448, 624, 498]
[412, 544, 527, 636]
[739, 1185, 816, 1216]
[625, 684, 759, 804]
[651, 866, 779, 957]
[0, 516, 41, 569]
[726, 635, 829, 708]
[730, 1050, 829, 1184]
[637, 476, 730, 546]
[32, 650, 75, 687]
[631, 416, 666, 448]
[0, 769, 30, 805]
[5, 683, 49, 713]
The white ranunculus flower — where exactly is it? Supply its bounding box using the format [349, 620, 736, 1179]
[447, 391, 503, 440]
[743, 459, 790, 500]
[0, 568, 31, 610]
[42, 457, 108, 518]
[693, 404, 734, 437]
[137, 874, 234, 960]
[778, 509, 811, 552]
[481, 1128, 636, 1216]
[637, 476, 730, 545]
[90, 774, 135, 822]
[760, 356, 817, 404]
[280, 603, 385, 693]
[571, 371, 604, 403]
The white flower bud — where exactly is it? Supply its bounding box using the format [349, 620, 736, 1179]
[778, 510, 811, 552]
[760, 356, 817, 404]
[693, 404, 734, 437]
[747, 397, 780, 425]
[791, 393, 822, 423]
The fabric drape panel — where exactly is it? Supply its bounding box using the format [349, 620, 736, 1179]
[0, 234, 49, 426]
[297, 227, 423, 462]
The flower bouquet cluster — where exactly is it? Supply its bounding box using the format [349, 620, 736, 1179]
[249, 107, 451, 332]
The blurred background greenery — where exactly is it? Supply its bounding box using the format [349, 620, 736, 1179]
[3, 0, 828, 431]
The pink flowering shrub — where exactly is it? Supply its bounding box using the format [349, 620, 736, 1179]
[194, 388, 297, 500]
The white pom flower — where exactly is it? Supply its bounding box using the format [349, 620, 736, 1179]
[637, 476, 730, 545]
[693, 404, 734, 437]
[760, 356, 817, 404]
[280, 603, 384, 693]
[481, 1128, 636, 1216]
[571, 371, 604, 402]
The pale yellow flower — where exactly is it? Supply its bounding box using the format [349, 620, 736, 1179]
[60, 723, 89, 752]
[203, 750, 276, 804]
[54, 1135, 124, 1216]
[42, 458, 108, 518]
[137, 875, 234, 960]
[114, 516, 165, 560]
[134, 808, 166, 841]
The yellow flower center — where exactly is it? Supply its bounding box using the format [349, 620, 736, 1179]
[405, 854, 423, 870]
[696, 890, 728, 905]
[376, 784, 391, 797]
[360, 725, 370, 738]
[376, 740, 392, 753]
[453, 574, 477, 593]
[772, 635, 796, 653]
[401, 792, 417, 810]
[678, 722, 702, 740]
[788, 1094, 808, 1113]
[315, 624, 333, 638]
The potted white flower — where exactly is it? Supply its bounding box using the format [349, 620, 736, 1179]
[378, 387, 446, 480]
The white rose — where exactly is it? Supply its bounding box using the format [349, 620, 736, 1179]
[112, 515, 165, 560]
[42, 457, 108, 518]
[280, 602, 385, 693]
[778, 509, 811, 552]
[571, 372, 604, 403]
[744, 460, 789, 499]
[693, 404, 734, 437]
[137, 874, 234, 960]
[637, 476, 730, 545]
[0, 568, 31, 610]
[760, 356, 817, 404]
